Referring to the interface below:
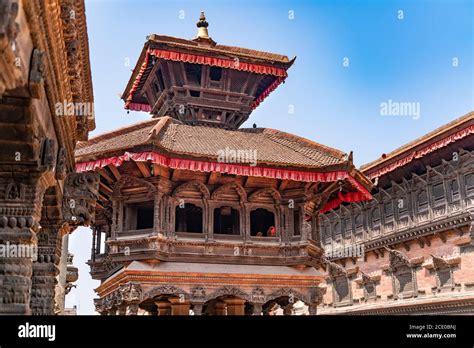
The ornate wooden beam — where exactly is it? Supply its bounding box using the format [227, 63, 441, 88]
[135, 161, 151, 178]
[98, 168, 114, 183]
[107, 164, 121, 181]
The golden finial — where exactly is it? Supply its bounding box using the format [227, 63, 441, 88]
[196, 11, 210, 39]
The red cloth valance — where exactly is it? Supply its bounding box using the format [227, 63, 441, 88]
[368, 125, 474, 179]
[76, 151, 372, 212]
[148, 48, 288, 77]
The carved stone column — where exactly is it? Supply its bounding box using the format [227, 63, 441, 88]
[252, 303, 263, 316]
[308, 303, 318, 315]
[0, 175, 44, 315]
[30, 222, 68, 315]
[117, 282, 142, 316]
[192, 303, 203, 316]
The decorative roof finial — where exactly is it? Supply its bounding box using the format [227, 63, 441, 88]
[196, 11, 210, 39]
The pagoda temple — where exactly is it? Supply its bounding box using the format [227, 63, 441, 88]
[76, 13, 373, 316]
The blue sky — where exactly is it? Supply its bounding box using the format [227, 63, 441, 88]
[66, 0, 473, 314]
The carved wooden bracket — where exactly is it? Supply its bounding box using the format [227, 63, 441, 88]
[62, 172, 99, 226]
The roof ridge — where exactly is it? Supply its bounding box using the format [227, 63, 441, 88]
[361, 111, 474, 171]
[261, 128, 346, 160]
[76, 118, 158, 149]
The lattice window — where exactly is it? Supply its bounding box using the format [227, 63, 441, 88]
[450, 179, 460, 201]
[333, 221, 341, 239]
[384, 201, 394, 219]
[437, 268, 453, 288]
[417, 190, 428, 212]
[431, 182, 445, 204]
[334, 276, 350, 303]
[372, 207, 381, 227]
[394, 265, 414, 294]
[343, 217, 352, 237]
[364, 281, 376, 300]
[465, 173, 474, 197]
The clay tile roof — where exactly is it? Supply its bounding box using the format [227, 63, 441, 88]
[361, 111, 474, 174]
[76, 117, 347, 169]
[148, 35, 291, 64]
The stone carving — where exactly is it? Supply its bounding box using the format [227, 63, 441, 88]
[250, 287, 266, 303]
[144, 285, 188, 301]
[55, 147, 67, 180]
[62, 172, 99, 226]
[29, 48, 45, 98]
[94, 298, 107, 314]
[327, 261, 347, 278]
[190, 285, 206, 300]
[5, 181, 25, 201]
[386, 247, 410, 270]
[118, 282, 142, 303]
[208, 286, 249, 301]
[309, 286, 326, 304]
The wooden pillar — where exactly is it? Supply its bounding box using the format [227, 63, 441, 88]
[224, 298, 246, 316]
[155, 301, 171, 316]
[153, 193, 162, 234]
[111, 199, 118, 239]
[117, 200, 124, 235]
[169, 298, 190, 315]
[214, 301, 227, 315]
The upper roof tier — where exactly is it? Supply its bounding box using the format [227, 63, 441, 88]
[121, 12, 295, 129]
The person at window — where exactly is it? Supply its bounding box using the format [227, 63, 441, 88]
[267, 226, 276, 237]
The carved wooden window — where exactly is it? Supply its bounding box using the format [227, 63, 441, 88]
[214, 207, 240, 235]
[371, 207, 380, 227]
[322, 224, 331, 244]
[250, 208, 275, 237]
[363, 281, 376, 300]
[354, 213, 363, 234]
[293, 209, 301, 236]
[156, 68, 165, 91]
[334, 276, 350, 303]
[397, 197, 408, 214]
[175, 203, 203, 233]
[450, 179, 460, 201]
[431, 182, 445, 204]
[343, 217, 352, 237]
[384, 201, 394, 220]
[333, 221, 341, 239]
[437, 268, 453, 288]
[184, 63, 202, 87]
[417, 190, 428, 212]
[465, 173, 474, 197]
[136, 204, 154, 230]
[125, 202, 154, 231]
[209, 67, 222, 81]
[394, 265, 414, 295]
